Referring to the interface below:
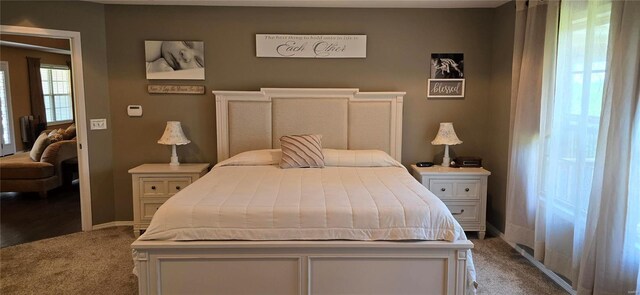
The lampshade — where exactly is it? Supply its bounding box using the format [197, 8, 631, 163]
[431, 122, 463, 145]
[157, 121, 191, 145]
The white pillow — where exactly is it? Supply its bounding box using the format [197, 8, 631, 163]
[323, 149, 404, 168]
[214, 149, 281, 168]
[215, 149, 404, 168]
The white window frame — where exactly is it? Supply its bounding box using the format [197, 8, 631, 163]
[40, 64, 74, 125]
[0, 61, 16, 156]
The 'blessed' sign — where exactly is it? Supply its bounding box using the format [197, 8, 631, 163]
[256, 34, 367, 58]
[427, 79, 465, 98]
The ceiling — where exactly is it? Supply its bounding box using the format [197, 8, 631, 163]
[84, 0, 510, 8]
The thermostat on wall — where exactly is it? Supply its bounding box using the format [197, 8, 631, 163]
[127, 105, 143, 117]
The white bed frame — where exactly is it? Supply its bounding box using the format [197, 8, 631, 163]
[132, 88, 473, 295]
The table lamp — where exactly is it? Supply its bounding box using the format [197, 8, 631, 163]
[157, 121, 191, 166]
[431, 122, 462, 167]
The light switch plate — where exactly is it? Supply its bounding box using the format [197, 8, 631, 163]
[127, 105, 143, 117]
[90, 118, 107, 130]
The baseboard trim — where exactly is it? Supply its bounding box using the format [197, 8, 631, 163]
[92, 221, 133, 230]
[486, 222, 576, 295]
[486, 222, 504, 239]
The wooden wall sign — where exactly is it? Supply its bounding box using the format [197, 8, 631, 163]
[147, 85, 205, 94]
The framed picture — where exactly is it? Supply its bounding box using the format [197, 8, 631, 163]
[427, 79, 465, 98]
[430, 53, 464, 79]
[145, 41, 204, 80]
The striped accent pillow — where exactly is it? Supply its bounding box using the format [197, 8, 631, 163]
[279, 134, 325, 168]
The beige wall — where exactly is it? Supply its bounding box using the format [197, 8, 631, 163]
[1, 1, 116, 224]
[485, 1, 515, 232]
[0, 45, 71, 152]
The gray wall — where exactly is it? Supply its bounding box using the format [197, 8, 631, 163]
[1, 2, 515, 229]
[485, 1, 515, 232]
[1, 1, 116, 224]
[105, 5, 501, 221]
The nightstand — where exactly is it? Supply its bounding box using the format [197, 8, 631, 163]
[411, 165, 491, 239]
[129, 163, 209, 237]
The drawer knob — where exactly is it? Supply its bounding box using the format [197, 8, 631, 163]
[176, 186, 181, 190]
[465, 188, 470, 192]
[441, 188, 446, 192]
[151, 186, 156, 190]
[452, 209, 465, 215]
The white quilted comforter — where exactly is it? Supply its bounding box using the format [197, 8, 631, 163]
[141, 165, 465, 241]
[138, 149, 476, 292]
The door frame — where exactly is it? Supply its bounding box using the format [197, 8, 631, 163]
[0, 61, 17, 156]
[1, 25, 93, 231]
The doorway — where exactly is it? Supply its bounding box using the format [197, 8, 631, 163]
[0, 25, 92, 236]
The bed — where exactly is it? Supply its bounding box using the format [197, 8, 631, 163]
[132, 88, 475, 295]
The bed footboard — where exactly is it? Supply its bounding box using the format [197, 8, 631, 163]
[132, 240, 472, 295]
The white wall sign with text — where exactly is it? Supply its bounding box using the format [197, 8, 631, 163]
[427, 79, 465, 98]
[256, 34, 367, 58]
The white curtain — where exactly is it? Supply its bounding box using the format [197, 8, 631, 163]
[504, 0, 560, 250]
[505, 0, 640, 292]
[539, 0, 612, 283]
[577, 0, 640, 293]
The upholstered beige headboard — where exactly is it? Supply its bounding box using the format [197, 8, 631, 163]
[213, 88, 405, 162]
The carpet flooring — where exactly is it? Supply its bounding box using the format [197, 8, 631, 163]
[0, 227, 568, 295]
[472, 235, 568, 295]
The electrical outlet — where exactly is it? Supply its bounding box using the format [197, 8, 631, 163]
[90, 119, 107, 130]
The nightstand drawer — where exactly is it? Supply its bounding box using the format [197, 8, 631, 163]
[429, 180, 454, 198]
[454, 180, 480, 199]
[429, 179, 480, 200]
[141, 179, 166, 196]
[168, 179, 191, 194]
[140, 177, 192, 197]
[140, 198, 169, 222]
[443, 201, 480, 223]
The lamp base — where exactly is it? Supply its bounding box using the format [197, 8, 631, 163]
[169, 144, 180, 166]
[441, 144, 451, 167]
[442, 156, 451, 167]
